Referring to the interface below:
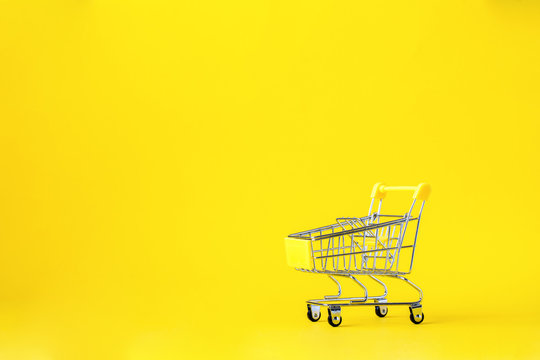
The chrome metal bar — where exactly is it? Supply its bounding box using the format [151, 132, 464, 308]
[312, 239, 399, 253]
[307, 218, 416, 241]
[395, 200, 415, 271]
[388, 275, 423, 303]
[297, 268, 411, 275]
[349, 275, 368, 302]
[319, 231, 323, 269]
[369, 275, 388, 298]
[408, 201, 425, 273]
[290, 215, 374, 237]
[324, 275, 342, 299]
[316, 245, 413, 259]
[306, 300, 418, 307]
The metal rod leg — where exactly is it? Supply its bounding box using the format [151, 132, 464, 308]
[389, 275, 423, 303]
[348, 275, 368, 302]
[369, 275, 388, 299]
[324, 275, 342, 299]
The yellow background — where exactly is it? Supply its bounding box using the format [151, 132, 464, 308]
[0, 0, 539, 359]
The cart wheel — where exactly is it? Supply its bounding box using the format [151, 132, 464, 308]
[375, 305, 388, 317]
[409, 312, 424, 324]
[307, 305, 320, 322]
[327, 307, 342, 327]
[327, 315, 342, 327]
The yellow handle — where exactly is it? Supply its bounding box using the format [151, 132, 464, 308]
[371, 183, 431, 201]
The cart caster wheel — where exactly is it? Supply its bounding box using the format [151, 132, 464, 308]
[375, 305, 388, 317]
[307, 305, 320, 322]
[409, 312, 424, 324]
[409, 305, 424, 324]
[327, 315, 342, 327]
[327, 307, 342, 327]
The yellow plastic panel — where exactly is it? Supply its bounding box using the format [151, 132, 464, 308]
[284, 237, 314, 269]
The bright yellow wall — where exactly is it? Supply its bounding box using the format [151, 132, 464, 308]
[0, 1, 539, 359]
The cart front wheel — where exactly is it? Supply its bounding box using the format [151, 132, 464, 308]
[375, 305, 388, 317]
[409, 312, 424, 324]
[327, 315, 342, 327]
[327, 307, 342, 327]
[307, 305, 320, 322]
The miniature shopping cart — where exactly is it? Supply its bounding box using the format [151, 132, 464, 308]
[285, 183, 430, 326]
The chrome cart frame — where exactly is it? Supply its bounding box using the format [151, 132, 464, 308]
[285, 183, 431, 326]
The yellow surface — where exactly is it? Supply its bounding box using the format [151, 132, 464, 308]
[284, 238, 313, 270]
[0, 1, 540, 359]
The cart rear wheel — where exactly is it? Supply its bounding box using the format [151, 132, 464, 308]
[307, 305, 320, 322]
[327, 308, 342, 327]
[375, 306, 388, 317]
[409, 312, 424, 324]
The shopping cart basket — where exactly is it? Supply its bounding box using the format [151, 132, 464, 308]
[285, 183, 431, 326]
